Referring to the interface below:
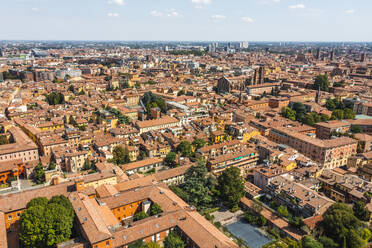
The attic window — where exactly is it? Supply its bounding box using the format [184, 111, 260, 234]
[83, 217, 87, 222]
[123, 235, 127, 240]
[140, 229, 143, 234]
[78, 207, 81, 211]
[155, 224, 159, 228]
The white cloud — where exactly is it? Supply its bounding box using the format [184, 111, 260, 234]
[289, 4, 305, 9]
[150, 10, 163, 17]
[166, 9, 180, 17]
[241, 17, 255, 23]
[345, 9, 355, 14]
[31, 7, 39, 12]
[107, 12, 120, 17]
[191, 0, 212, 5]
[150, 9, 181, 18]
[108, 0, 125, 6]
[211, 14, 226, 22]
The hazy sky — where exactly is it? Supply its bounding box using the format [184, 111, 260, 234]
[2, 0, 371, 41]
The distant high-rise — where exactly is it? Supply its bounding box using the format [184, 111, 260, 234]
[315, 48, 321, 60]
[361, 52, 367, 62]
[239, 41, 249, 49]
[0, 49, 3, 57]
[330, 49, 335, 61]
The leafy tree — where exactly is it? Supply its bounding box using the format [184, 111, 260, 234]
[192, 138, 206, 150]
[33, 163, 45, 184]
[128, 240, 147, 248]
[313, 74, 330, 92]
[320, 114, 330, 122]
[164, 152, 177, 168]
[26, 197, 49, 209]
[353, 201, 370, 221]
[181, 160, 215, 209]
[0, 135, 9, 145]
[48, 162, 56, 170]
[318, 236, 338, 248]
[142, 92, 167, 114]
[322, 203, 364, 248]
[164, 231, 185, 248]
[134, 211, 149, 221]
[331, 109, 344, 120]
[112, 145, 130, 165]
[326, 99, 337, 111]
[301, 236, 323, 248]
[68, 85, 74, 92]
[49, 195, 74, 219]
[19, 198, 74, 248]
[147, 242, 161, 248]
[44, 92, 65, 105]
[281, 107, 296, 121]
[351, 125, 362, 133]
[217, 167, 245, 209]
[150, 203, 162, 216]
[177, 141, 192, 157]
[292, 102, 307, 121]
[82, 160, 92, 171]
[277, 205, 289, 218]
[344, 108, 355, 119]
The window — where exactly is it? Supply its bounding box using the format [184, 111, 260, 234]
[156, 233, 160, 241]
[8, 215, 12, 220]
[106, 241, 110, 246]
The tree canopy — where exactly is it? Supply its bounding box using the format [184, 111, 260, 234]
[19, 196, 74, 248]
[177, 141, 193, 157]
[142, 91, 167, 114]
[112, 145, 130, 165]
[164, 152, 177, 168]
[321, 203, 367, 248]
[313, 74, 330, 92]
[33, 163, 45, 185]
[217, 167, 245, 209]
[44, 92, 65, 105]
[164, 231, 186, 248]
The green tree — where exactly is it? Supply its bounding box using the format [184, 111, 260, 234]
[129, 240, 147, 248]
[112, 146, 130, 165]
[192, 138, 206, 150]
[33, 163, 45, 185]
[147, 242, 161, 248]
[177, 90, 185, 96]
[292, 102, 307, 121]
[326, 99, 337, 111]
[301, 236, 323, 248]
[331, 109, 344, 120]
[281, 107, 296, 121]
[353, 201, 370, 221]
[217, 167, 245, 209]
[318, 236, 338, 248]
[0, 135, 9, 145]
[322, 203, 364, 248]
[26, 197, 49, 209]
[351, 125, 362, 133]
[19, 199, 74, 248]
[181, 160, 214, 209]
[48, 195, 74, 220]
[277, 205, 289, 218]
[177, 141, 192, 157]
[344, 108, 355, 119]
[320, 114, 330, 122]
[164, 231, 185, 248]
[150, 203, 162, 216]
[48, 162, 56, 170]
[164, 152, 177, 168]
[134, 211, 149, 221]
[313, 74, 330, 92]
[82, 160, 92, 171]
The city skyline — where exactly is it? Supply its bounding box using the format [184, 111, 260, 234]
[2, 0, 372, 41]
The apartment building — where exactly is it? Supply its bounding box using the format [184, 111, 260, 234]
[136, 116, 180, 134]
[315, 120, 351, 139]
[269, 127, 357, 168]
